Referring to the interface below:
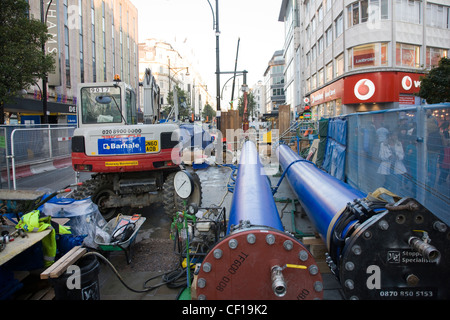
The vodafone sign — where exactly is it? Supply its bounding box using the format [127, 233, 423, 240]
[344, 72, 396, 104]
[354, 79, 375, 100]
[399, 72, 422, 93]
[342, 72, 424, 104]
[309, 79, 344, 106]
[401, 76, 413, 90]
[309, 71, 424, 106]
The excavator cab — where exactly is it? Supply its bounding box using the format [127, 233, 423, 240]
[78, 79, 137, 127]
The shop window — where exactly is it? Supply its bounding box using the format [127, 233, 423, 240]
[396, 43, 420, 68]
[336, 99, 343, 116]
[426, 47, 448, 69]
[349, 42, 389, 70]
[381, 43, 388, 65]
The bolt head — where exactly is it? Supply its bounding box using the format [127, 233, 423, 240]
[345, 261, 355, 271]
[314, 281, 323, 292]
[283, 240, 293, 251]
[197, 278, 207, 288]
[345, 279, 354, 290]
[213, 249, 223, 259]
[308, 265, 319, 275]
[352, 245, 362, 255]
[247, 233, 256, 244]
[266, 234, 275, 245]
[378, 220, 389, 230]
[299, 250, 309, 261]
[203, 262, 212, 273]
[228, 239, 238, 249]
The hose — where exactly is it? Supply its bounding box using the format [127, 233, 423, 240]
[83, 251, 190, 294]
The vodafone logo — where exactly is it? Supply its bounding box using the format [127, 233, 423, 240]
[354, 79, 375, 101]
[401, 75, 421, 91]
[402, 76, 412, 90]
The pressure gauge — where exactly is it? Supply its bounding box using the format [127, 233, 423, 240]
[174, 170, 193, 199]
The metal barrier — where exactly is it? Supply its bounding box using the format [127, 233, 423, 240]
[1, 125, 75, 189]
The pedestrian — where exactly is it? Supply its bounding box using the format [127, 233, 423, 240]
[426, 110, 443, 188]
[377, 131, 407, 193]
[376, 122, 389, 144]
[404, 134, 417, 197]
[438, 121, 449, 187]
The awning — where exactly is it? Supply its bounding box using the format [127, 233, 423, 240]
[3, 97, 76, 115]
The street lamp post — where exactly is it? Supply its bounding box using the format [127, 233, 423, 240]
[40, 0, 52, 124]
[167, 58, 189, 121]
[217, 70, 248, 130]
[215, 0, 221, 132]
[207, 0, 221, 129]
[241, 71, 249, 132]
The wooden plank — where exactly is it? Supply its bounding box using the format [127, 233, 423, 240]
[40, 245, 80, 279]
[40, 246, 87, 279]
[302, 236, 324, 246]
[279, 105, 291, 136]
[0, 189, 45, 201]
[49, 247, 86, 279]
[0, 229, 51, 266]
[302, 236, 331, 274]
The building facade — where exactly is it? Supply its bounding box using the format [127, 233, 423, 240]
[263, 50, 286, 114]
[5, 0, 138, 124]
[138, 38, 212, 120]
[251, 80, 266, 118]
[279, 0, 450, 120]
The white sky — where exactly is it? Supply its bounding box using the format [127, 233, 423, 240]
[131, 0, 285, 105]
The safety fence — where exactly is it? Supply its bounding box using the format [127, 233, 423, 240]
[0, 125, 75, 189]
[320, 103, 450, 225]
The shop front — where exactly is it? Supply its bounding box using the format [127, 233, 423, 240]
[3, 97, 77, 125]
[308, 71, 424, 120]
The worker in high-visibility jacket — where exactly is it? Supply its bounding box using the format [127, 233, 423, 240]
[16, 210, 72, 267]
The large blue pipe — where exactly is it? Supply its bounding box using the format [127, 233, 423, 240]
[228, 140, 284, 233]
[273, 143, 450, 300]
[196, 140, 323, 300]
[277, 144, 366, 246]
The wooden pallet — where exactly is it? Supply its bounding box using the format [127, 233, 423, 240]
[19, 286, 55, 300]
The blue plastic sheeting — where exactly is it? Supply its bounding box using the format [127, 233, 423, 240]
[227, 141, 283, 234]
[179, 124, 214, 150]
[322, 117, 347, 181]
[327, 117, 347, 145]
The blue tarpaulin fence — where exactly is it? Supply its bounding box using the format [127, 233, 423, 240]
[320, 103, 450, 225]
[322, 117, 347, 181]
